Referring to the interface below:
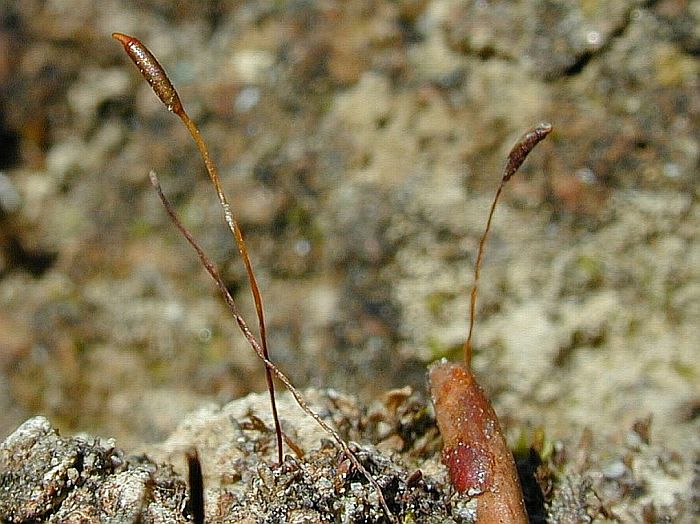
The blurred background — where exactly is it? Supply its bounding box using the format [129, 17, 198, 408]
[0, 1, 697, 457]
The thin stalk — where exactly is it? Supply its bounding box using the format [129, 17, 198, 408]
[112, 32, 282, 464]
[149, 171, 395, 521]
[464, 123, 552, 369]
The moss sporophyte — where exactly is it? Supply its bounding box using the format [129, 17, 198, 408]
[113, 32, 552, 523]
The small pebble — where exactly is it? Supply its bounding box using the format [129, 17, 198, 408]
[602, 460, 627, 479]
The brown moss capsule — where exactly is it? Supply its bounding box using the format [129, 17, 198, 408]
[112, 32, 183, 115]
[503, 122, 552, 181]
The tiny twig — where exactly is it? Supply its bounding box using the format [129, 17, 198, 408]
[186, 448, 205, 524]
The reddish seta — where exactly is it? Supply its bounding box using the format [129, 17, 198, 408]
[429, 123, 552, 524]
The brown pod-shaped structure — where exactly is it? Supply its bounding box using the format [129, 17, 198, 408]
[429, 359, 528, 523]
[112, 32, 183, 115]
[503, 123, 552, 181]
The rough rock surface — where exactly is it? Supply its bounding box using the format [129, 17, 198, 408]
[2, 390, 697, 522]
[0, 416, 189, 523]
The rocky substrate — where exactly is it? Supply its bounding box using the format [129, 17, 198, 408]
[2, 389, 696, 523]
